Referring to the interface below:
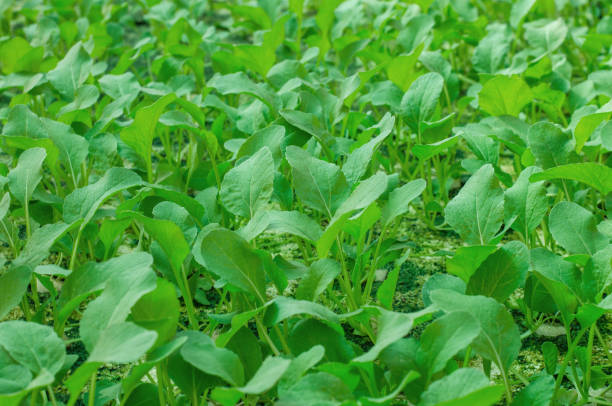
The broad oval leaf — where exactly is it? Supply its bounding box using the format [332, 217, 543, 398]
[400, 72, 444, 133]
[196, 228, 266, 304]
[529, 162, 612, 196]
[220, 147, 275, 219]
[431, 290, 520, 375]
[548, 201, 608, 255]
[8, 147, 46, 206]
[479, 75, 532, 117]
[444, 164, 504, 245]
[180, 331, 245, 386]
[285, 146, 350, 217]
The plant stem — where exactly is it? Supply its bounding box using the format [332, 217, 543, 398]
[179, 265, 199, 329]
[88, 373, 96, 406]
[69, 228, 83, 271]
[47, 386, 58, 406]
[362, 225, 387, 303]
[553, 328, 588, 400]
[255, 316, 280, 356]
[584, 325, 596, 397]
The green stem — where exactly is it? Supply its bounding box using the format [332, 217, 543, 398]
[24, 198, 31, 240]
[272, 324, 292, 355]
[363, 225, 387, 303]
[553, 328, 588, 400]
[463, 346, 472, 367]
[179, 265, 199, 329]
[69, 228, 83, 271]
[156, 364, 165, 406]
[47, 386, 58, 406]
[336, 236, 358, 311]
[255, 316, 280, 356]
[1, 219, 17, 257]
[584, 325, 596, 397]
[88, 372, 96, 406]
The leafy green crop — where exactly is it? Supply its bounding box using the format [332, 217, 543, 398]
[0, 1, 611, 405]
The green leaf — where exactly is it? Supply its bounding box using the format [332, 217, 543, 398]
[479, 76, 532, 117]
[120, 337, 188, 397]
[418, 368, 504, 406]
[208, 72, 277, 113]
[472, 28, 511, 74]
[46, 42, 92, 100]
[180, 331, 244, 386]
[447, 245, 498, 283]
[286, 146, 350, 217]
[412, 135, 460, 160]
[236, 356, 291, 394]
[530, 247, 581, 304]
[466, 241, 529, 302]
[215, 308, 264, 348]
[64, 167, 142, 224]
[256, 210, 323, 242]
[0, 267, 31, 320]
[278, 345, 325, 394]
[548, 201, 608, 255]
[125, 212, 190, 274]
[8, 147, 46, 206]
[385, 47, 423, 91]
[529, 163, 612, 195]
[296, 259, 341, 301]
[381, 179, 426, 226]
[574, 112, 611, 153]
[2, 105, 47, 139]
[416, 312, 480, 380]
[226, 327, 262, 382]
[342, 113, 394, 184]
[510, 0, 535, 28]
[264, 296, 342, 325]
[13, 222, 75, 268]
[353, 307, 433, 363]
[237, 125, 286, 167]
[422, 274, 466, 307]
[281, 111, 332, 155]
[377, 254, 407, 309]
[79, 255, 157, 352]
[196, 228, 266, 303]
[431, 290, 520, 374]
[524, 18, 568, 56]
[56, 253, 153, 331]
[57, 84, 100, 116]
[50, 130, 89, 181]
[120, 94, 177, 180]
[511, 375, 554, 406]
[504, 166, 547, 238]
[444, 164, 504, 245]
[288, 319, 354, 363]
[123, 383, 159, 406]
[220, 147, 275, 219]
[277, 372, 353, 405]
[99, 72, 141, 101]
[131, 278, 180, 349]
[527, 122, 574, 169]
[0, 37, 43, 74]
[335, 172, 388, 219]
[0, 321, 65, 375]
[360, 371, 421, 405]
[88, 322, 157, 363]
[400, 72, 444, 133]
[317, 172, 388, 257]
